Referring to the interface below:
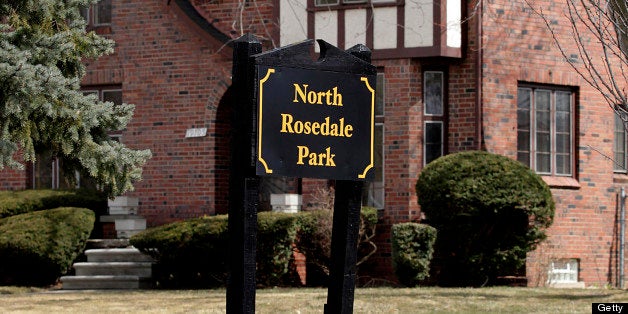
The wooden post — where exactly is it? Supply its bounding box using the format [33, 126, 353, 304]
[324, 44, 372, 314]
[226, 34, 262, 314]
[325, 180, 364, 314]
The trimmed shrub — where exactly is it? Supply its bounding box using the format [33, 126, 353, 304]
[131, 207, 378, 288]
[130, 213, 303, 288]
[0, 207, 95, 286]
[391, 222, 437, 287]
[257, 212, 302, 286]
[0, 189, 107, 219]
[416, 151, 554, 286]
[129, 215, 230, 288]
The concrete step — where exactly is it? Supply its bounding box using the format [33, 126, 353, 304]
[86, 238, 131, 249]
[74, 262, 152, 277]
[60, 275, 151, 290]
[85, 248, 154, 263]
[62, 243, 155, 290]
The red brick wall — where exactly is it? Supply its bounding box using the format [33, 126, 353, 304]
[82, 1, 234, 226]
[0, 168, 27, 191]
[480, 0, 625, 286]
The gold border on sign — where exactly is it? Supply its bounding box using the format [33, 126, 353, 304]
[358, 76, 375, 179]
[258, 68, 275, 174]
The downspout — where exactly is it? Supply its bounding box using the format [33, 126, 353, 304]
[621, 187, 626, 288]
[475, 0, 483, 151]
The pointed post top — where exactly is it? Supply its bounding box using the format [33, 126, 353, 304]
[345, 44, 372, 63]
[234, 33, 261, 45]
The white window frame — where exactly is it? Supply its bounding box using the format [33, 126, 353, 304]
[517, 86, 574, 177]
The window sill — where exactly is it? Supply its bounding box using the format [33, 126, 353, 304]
[542, 176, 580, 189]
[613, 173, 628, 183]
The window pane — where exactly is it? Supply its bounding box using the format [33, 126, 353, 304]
[556, 154, 571, 175]
[536, 153, 551, 173]
[425, 122, 443, 164]
[536, 111, 550, 132]
[536, 133, 550, 153]
[316, 0, 339, 5]
[80, 6, 89, 24]
[517, 88, 531, 167]
[555, 111, 570, 133]
[535, 90, 551, 111]
[556, 133, 570, 154]
[517, 130, 530, 152]
[518, 152, 530, 166]
[33, 150, 54, 189]
[376, 73, 384, 116]
[363, 124, 384, 209]
[103, 90, 122, 105]
[94, 0, 112, 25]
[536, 130, 551, 173]
[556, 91, 571, 112]
[615, 114, 627, 171]
[517, 88, 531, 110]
[424, 71, 443, 115]
[517, 109, 530, 130]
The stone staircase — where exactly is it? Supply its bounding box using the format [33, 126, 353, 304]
[61, 239, 154, 290]
[61, 196, 154, 290]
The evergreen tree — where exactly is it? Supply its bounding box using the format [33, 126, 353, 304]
[0, 0, 151, 196]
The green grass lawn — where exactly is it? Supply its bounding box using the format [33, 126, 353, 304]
[0, 286, 626, 313]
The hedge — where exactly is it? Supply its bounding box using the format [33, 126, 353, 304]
[0, 207, 95, 286]
[129, 214, 229, 288]
[131, 208, 378, 288]
[391, 222, 437, 287]
[0, 189, 107, 219]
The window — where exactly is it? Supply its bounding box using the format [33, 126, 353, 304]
[315, 0, 393, 6]
[547, 259, 579, 284]
[80, 0, 112, 27]
[517, 85, 575, 176]
[29, 86, 122, 189]
[83, 87, 123, 135]
[614, 112, 627, 172]
[362, 72, 385, 209]
[424, 70, 446, 165]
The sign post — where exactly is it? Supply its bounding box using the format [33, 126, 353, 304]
[226, 34, 261, 314]
[227, 34, 376, 314]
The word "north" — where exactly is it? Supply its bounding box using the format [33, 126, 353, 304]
[293, 84, 343, 106]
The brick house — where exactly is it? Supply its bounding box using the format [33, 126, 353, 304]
[2, 0, 626, 287]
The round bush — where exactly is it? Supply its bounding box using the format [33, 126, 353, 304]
[0, 207, 95, 286]
[416, 151, 554, 286]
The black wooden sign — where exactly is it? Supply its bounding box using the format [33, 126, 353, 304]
[255, 40, 376, 181]
[227, 36, 376, 314]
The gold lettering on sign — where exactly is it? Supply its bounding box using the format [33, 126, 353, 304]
[293, 84, 343, 106]
[296, 146, 336, 167]
[280, 114, 353, 138]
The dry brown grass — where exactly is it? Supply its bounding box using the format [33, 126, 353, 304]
[0, 286, 626, 313]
